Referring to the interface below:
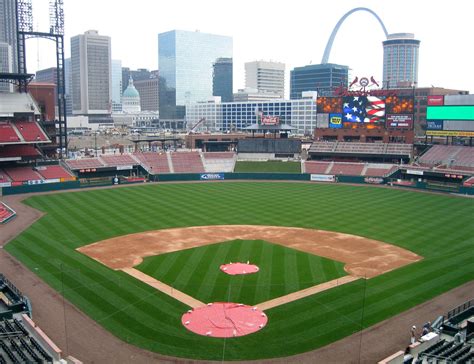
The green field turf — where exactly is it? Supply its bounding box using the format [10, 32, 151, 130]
[136, 239, 347, 305]
[5, 182, 474, 360]
[234, 160, 301, 173]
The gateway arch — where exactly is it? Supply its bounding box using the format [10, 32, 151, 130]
[321, 7, 388, 64]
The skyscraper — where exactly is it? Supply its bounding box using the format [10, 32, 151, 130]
[158, 30, 232, 119]
[111, 59, 122, 112]
[0, 0, 17, 73]
[245, 61, 285, 98]
[70, 30, 112, 115]
[290, 63, 348, 99]
[0, 42, 13, 92]
[213, 58, 233, 102]
[383, 33, 420, 89]
[134, 70, 159, 112]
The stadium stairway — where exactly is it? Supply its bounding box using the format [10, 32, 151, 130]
[324, 161, 334, 174]
[361, 164, 369, 176]
[166, 152, 175, 173]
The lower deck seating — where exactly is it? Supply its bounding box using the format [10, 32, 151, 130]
[35, 165, 74, 179]
[133, 152, 170, 173]
[328, 162, 365, 176]
[171, 152, 205, 173]
[304, 161, 331, 174]
[4, 167, 43, 182]
[65, 158, 105, 170]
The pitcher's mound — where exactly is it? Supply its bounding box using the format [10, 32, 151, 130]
[181, 302, 267, 338]
[220, 262, 259, 275]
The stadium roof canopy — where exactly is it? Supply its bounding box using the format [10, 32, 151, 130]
[0, 92, 41, 117]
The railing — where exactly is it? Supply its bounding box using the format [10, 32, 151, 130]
[447, 298, 474, 320]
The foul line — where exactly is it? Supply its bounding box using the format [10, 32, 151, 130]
[121, 268, 205, 308]
[257, 275, 359, 311]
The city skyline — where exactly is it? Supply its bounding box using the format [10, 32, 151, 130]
[23, 0, 474, 98]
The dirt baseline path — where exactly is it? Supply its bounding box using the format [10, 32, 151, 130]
[78, 225, 422, 279]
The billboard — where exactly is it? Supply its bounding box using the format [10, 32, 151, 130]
[426, 106, 474, 120]
[342, 96, 385, 123]
[310, 174, 335, 182]
[386, 114, 413, 129]
[427, 95, 444, 106]
[426, 120, 444, 130]
[329, 114, 343, 128]
[261, 115, 280, 125]
[426, 130, 474, 137]
[385, 96, 414, 114]
[316, 97, 342, 114]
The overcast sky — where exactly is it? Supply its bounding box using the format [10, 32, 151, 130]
[26, 0, 473, 96]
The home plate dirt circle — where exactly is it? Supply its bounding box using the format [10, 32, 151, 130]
[220, 262, 260, 275]
[181, 303, 268, 338]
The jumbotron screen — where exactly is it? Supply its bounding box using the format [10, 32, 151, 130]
[316, 97, 342, 114]
[386, 96, 414, 114]
[316, 94, 414, 130]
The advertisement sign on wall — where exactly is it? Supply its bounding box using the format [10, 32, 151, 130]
[427, 95, 444, 106]
[426, 120, 444, 130]
[200, 173, 225, 180]
[310, 174, 335, 182]
[426, 130, 474, 137]
[329, 114, 343, 128]
[261, 116, 280, 125]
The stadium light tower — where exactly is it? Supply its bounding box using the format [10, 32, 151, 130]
[16, 0, 68, 158]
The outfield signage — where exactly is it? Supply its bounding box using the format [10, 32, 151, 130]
[386, 114, 413, 129]
[426, 105, 474, 120]
[427, 120, 444, 130]
[406, 169, 424, 176]
[116, 165, 133, 170]
[364, 177, 384, 184]
[427, 95, 444, 106]
[310, 174, 335, 182]
[200, 173, 224, 180]
[0, 182, 12, 188]
[26, 179, 60, 185]
[426, 130, 474, 137]
[329, 114, 343, 129]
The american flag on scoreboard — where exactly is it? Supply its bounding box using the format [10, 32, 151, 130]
[342, 96, 385, 123]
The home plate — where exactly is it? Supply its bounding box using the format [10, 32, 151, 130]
[181, 302, 267, 338]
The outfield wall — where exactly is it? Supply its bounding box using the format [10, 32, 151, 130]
[1, 173, 473, 196]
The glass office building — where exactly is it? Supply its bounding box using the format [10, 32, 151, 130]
[213, 57, 233, 102]
[186, 95, 317, 135]
[290, 63, 348, 99]
[158, 30, 233, 119]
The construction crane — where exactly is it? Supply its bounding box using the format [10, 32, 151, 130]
[188, 118, 206, 134]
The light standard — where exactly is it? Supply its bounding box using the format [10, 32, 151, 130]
[94, 132, 98, 157]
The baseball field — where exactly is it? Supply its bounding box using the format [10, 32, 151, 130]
[4, 182, 474, 360]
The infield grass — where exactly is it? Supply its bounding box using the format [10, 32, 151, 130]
[136, 239, 347, 305]
[5, 182, 474, 360]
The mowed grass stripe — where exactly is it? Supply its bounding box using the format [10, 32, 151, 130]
[6, 182, 474, 360]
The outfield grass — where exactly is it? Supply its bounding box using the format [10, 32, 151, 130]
[234, 160, 301, 173]
[136, 239, 347, 305]
[5, 182, 474, 360]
